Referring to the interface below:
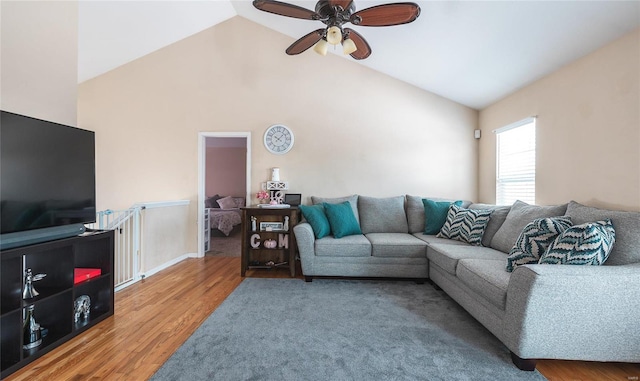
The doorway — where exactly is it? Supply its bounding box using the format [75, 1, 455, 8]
[198, 132, 251, 257]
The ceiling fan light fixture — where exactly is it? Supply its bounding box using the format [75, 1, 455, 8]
[326, 26, 342, 45]
[314, 39, 329, 56]
[342, 37, 357, 55]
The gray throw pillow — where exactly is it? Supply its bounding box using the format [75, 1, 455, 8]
[312, 195, 359, 223]
[468, 203, 511, 247]
[490, 200, 568, 253]
[358, 195, 408, 234]
[564, 200, 640, 265]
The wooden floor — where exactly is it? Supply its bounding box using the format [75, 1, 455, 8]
[5, 257, 639, 381]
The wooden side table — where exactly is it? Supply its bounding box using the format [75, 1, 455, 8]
[240, 206, 299, 277]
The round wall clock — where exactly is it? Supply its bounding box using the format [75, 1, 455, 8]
[263, 125, 294, 154]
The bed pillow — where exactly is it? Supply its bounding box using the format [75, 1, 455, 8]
[437, 205, 492, 246]
[216, 196, 236, 210]
[299, 204, 330, 239]
[323, 201, 362, 238]
[232, 197, 246, 208]
[539, 219, 616, 266]
[506, 217, 572, 272]
[205, 194, 221, 208]
[422, 199, 463, 235]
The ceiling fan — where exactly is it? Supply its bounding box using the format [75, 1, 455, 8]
[253, 0, 420, 60]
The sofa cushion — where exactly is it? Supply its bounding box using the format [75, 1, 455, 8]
[422, 199, 463, 235]
[564, 200, 640, 265]
[540, 219, 616, 266]
[490, 200, 568, 253]
[366, 233, 427, 258]
[358, 196, 408, 234]
[506, 217, 573, 272]
[299, 204, 330, 239]
[312, 195, 360, 223]
[456, 259, 510, 310]
[468, 203, 511, 247]
[437, 205, 492, 246]
[323, 202, 362, 238]
[405, 195, 472, 234]
[412, 233, 470, 246]
[427, 243, 507, 275]
[315, 234, 371, 257]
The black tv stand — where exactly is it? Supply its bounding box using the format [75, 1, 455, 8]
[0, 230, 114, 379]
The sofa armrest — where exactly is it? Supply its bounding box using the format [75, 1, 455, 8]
[504, 263, 640, 362]
[293, 222, 315, 275]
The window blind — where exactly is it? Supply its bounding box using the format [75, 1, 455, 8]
[495, 117, 536, 205]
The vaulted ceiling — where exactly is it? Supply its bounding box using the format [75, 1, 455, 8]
[78, 1, 639, 110]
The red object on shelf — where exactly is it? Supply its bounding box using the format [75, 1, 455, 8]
[74, 268, 101, 284]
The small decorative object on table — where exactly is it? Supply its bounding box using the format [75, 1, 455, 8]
[251, 216, 257, 232]
[22, 269, 46, 299]
[260, 222, 284, 231]
[284, 193, 301, 206]
[74, 295, 91, 323]
[263, 239, 277, 249]
[256, 190, 270, 204]
[23, 305, 42, 350]
[271, 167, 280, 181]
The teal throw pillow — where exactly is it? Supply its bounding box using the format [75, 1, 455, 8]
[323, 201, 362, 238]
[422, 199, 463, 235]
[299, 204, 331, 239]
[539, 219, 616, 266]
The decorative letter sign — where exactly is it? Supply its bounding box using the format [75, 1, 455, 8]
[278, 234, 288, 249]
[250, 234, 261, 248]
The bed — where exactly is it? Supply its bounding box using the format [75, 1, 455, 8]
[207, 208, 242, 236]
[205, 196, 245, 236]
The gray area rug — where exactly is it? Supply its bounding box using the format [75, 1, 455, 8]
[151, 278, 546, 381]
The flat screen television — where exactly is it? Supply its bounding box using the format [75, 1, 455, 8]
[1, 111, 96, 249]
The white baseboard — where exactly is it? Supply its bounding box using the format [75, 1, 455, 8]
[141, 252, 198, 279]
[114, 253, 198, 292]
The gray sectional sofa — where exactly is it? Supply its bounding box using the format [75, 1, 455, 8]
[293, 195, 640, 370]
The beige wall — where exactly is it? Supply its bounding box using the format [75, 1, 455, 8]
[141, 204, 190, 274]
[1, 1, 78, 126]
[78, 17, 479, 253]
[206, 147, 246, 198]
[478, 28, 640, 212]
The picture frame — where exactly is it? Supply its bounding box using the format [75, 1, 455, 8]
[284, 193, 302, 206]
[259, 222, 284, 231]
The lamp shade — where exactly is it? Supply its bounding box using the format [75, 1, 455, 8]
[342, 38, 357, 55]
[314, 39, 328, 56]
[326, 26, 342, 45]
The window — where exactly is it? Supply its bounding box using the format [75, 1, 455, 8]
[495, 117, 536, 205]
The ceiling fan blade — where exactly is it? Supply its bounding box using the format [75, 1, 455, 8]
[328, 0, 353, 11]
[344, 28, 371, 60]
[253, 0, 318, 20]
[286, 29, 324, 55]
[350, 2, 420, 27]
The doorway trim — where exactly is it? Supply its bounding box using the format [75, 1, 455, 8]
[197, 132, 251, 258]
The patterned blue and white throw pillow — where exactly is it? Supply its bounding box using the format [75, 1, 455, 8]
[539, 219, 616, 266]
[506, 217, 572, 272]
[437, 205, 492, 246]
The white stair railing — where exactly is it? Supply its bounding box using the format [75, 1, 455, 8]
[92, 207, 143, 291]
